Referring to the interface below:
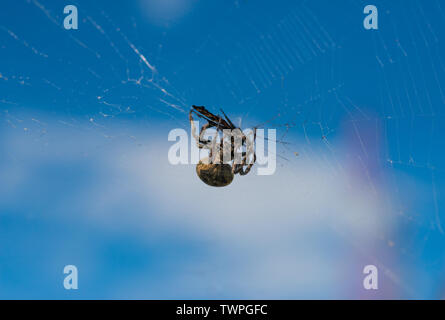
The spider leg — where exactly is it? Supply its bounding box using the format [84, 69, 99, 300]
[232, 151, 247, 174]
[192, 105, 231, 129]
[220, 108, 236, 129]
[232, 128, 257, 175]
[190, 107, 226, 164]
[209, 117, 223, 163]
[198, 122, 214, 144]
[238, 154, 257, 175]
[190, 108, 214, 148]
[232, 153, 256, 175]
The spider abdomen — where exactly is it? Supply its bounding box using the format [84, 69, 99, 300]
[196, 158, 234, 187]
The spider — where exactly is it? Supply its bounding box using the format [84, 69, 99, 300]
[189, 105, 257, 187]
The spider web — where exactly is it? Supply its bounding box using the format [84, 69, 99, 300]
[1, 0, 444, 299]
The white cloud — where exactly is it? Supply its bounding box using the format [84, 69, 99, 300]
[0, 120, 399, 297]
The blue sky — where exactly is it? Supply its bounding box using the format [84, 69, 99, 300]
[1, 0, 445, 299]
